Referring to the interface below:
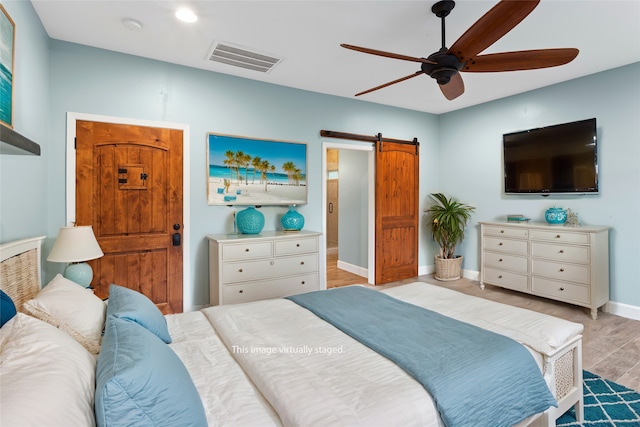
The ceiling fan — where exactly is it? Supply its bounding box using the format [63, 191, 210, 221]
[342, 0, 579, 101]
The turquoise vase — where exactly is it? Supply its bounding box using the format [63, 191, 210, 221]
[236, 206, 264, 234]
[281, 206, 304, 231]
[544, 207, 567, 225]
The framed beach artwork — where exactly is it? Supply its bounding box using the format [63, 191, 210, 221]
[207, 133, 308, 206]
[0, 4, 15, 128]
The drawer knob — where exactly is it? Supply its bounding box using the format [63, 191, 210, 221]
[238, 268, 243, 273]
[559, 268, 565, 272]
[239, 289, 244, 294]
[559, 250, 565, 254]
[301, 281, 306, 285]
[296, 243, 300, 247]
[498, 275, 503, 279]
[300, 261, 305, 265]
[500, 230, 505, 234]
[498, 242, 503, 246]
[556, 234, 561, 239]
[245, 248, 250, 252]
[559, 287, 564, 291]
[499, 258, 503, 262]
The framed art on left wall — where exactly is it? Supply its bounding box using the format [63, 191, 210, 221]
[0, 4, 15, 128]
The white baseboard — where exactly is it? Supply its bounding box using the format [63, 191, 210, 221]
[606, 301, 640, 321]
[418, 265, 434, 276]
[418, 265, 478, 281]
[462, 269, 479, 281]
[336, 259, 368, 279]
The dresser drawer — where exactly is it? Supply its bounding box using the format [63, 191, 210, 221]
[483, 226, 529, 239]
[531, 242, 589, 263]
[223, 273, 319, 304]
[532, 260, 589, 284]
[222, 254, 318, 283]
[483, 251, 528, 273]
[530, 230, 589, 244]
[222, 241, 273, 261]
[482, 267, 529, 292]
[275, 237, 318, 256]
[532, 277, 590, 304]
[483, 237, 528, 255]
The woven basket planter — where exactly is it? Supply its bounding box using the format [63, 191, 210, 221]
[434, 255, 463, 281]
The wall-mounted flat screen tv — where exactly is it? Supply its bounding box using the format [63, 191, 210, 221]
[503, 118, 598, 194]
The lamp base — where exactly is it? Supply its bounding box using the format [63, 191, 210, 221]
[63, 262, 93, 287]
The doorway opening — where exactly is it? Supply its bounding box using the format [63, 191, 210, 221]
[322, 142, 374, 288]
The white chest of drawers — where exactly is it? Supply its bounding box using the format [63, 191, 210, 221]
[208, 230, 322, 305]
[479, 221, 610, 319]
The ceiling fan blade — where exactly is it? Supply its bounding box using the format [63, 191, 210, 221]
[462, 49, 579, 72]
[355, 71, 425, 96]
[448, 0, 540, 62]
[341, 44, 436, 64]
[439, 72, 464, 100]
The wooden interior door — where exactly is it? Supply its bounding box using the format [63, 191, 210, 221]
[326, 148, 339, 249]
[75, 120, 183, 313]
[374, 140, 419, 284]
[326, 179, 339, 249]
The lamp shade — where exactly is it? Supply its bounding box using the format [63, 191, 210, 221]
[47, 226, 104, 263]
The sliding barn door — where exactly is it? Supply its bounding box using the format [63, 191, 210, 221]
[75, 120, 183, 313]
[374, 140, 419, 284]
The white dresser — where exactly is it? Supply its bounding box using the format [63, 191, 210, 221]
[479, 221, 610, 319]
[208, 230, 322, 305]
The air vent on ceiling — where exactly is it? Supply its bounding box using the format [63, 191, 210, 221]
[207, 42, 283, 73]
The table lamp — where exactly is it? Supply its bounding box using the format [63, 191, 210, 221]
[47, 225, 104, 287]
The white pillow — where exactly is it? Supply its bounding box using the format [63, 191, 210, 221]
[0, 313, 97, 426]
[22, 274, 106, 354]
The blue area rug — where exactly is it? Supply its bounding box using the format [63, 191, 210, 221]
[556, 371, 640, 426]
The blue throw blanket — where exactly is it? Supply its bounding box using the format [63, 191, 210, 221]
[287, 286, 556, 427]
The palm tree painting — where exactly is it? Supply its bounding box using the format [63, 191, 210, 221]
[207, 133, 307, 206]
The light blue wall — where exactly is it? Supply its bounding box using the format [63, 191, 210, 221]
[438, 62, 640, 306]
[47, 40, 440, 308]
[0, 1, 49, 248]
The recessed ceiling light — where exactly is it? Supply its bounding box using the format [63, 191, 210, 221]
[175, 8, 198, 23]
[122, 18, 143, 31]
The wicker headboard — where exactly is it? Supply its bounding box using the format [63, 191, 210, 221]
[0, 236, 46, 310]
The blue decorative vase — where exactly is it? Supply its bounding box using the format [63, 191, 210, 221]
[281, 207, 304, 231]
[545, 207, 567, 225]
[236, 206, 264, 234]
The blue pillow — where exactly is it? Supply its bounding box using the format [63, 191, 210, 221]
[95, 317, 207, 427]
[1, 290, 17, 327]
[106, 284, 171, 343]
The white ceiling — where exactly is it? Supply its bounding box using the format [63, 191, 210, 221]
[31, 0, 640, 114]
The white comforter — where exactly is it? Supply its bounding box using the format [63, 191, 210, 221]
[168, 282, 584, 427]
[167, 311, 282, 426]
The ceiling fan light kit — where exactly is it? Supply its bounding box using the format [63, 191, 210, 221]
[342, 0, 579, 101]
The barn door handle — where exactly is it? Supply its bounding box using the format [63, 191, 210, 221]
[172, 233, 181, 246]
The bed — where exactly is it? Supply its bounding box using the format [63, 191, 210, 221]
[0, 236, 584, 427]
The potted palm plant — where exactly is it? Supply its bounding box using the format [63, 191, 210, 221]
[425, 193, 475, 281]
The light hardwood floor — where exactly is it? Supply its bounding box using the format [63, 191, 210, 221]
[326, 253, 640, 391]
